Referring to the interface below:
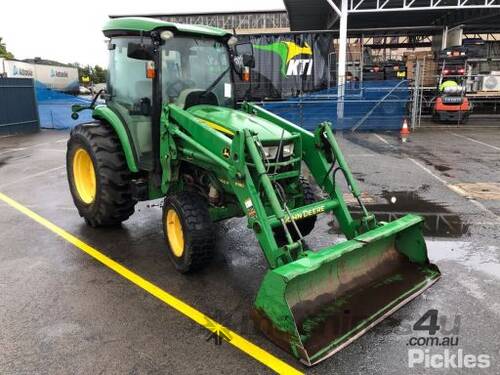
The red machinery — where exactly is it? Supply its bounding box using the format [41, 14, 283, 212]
[433, 46, 471, 123]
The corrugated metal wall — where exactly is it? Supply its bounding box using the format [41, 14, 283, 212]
[0, 78, 40, 134]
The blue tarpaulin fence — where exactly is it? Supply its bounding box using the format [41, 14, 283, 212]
[36, 80, 409, 131]
[259, 80, 409, 131]
[36, 83, 93, 129]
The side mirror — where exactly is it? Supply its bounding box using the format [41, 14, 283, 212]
[235, 42, 253, 56]
[127, 43, 154, 60]
[241, 53, 255, 69]
[233, 42, 255, 83]
[234, 42, 255, 68]
[71, 104, 86, 113]
[71, 104, 87, 120]
[71, 87, 107, 120]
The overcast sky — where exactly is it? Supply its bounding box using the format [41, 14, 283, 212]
[0, 0, 285, 67]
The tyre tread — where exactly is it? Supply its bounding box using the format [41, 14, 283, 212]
[67, 121, 136, 226]
[163, 192, 215, 272]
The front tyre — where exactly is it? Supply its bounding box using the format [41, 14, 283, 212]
[274, 176, 318, 245]
[67, 122, 136, 227]
[162, 192, 215, 273]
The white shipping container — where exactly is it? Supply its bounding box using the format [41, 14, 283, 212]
[1, 59, 79, 92]
[34, 64, 79, 92]
[3, 60, 35, 79]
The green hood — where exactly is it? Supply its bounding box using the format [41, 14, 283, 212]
[187, 105, 294, 143]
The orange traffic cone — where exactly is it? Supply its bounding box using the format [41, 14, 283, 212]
[400, 118, 410, 143]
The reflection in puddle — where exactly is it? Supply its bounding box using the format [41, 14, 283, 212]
[348, 191, 470, 237]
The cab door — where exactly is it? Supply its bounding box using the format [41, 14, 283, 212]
[107, 37, 153, 170]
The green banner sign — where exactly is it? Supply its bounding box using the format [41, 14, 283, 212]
[236, 32, 334, 100]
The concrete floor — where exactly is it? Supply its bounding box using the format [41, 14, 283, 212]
[0, 128, 499, 374]
[419, 115, 500, 128]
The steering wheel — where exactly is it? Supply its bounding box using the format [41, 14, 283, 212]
[167, 79, 196, 98]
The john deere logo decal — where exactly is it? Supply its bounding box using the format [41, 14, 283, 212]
[254, 41, 313, 77]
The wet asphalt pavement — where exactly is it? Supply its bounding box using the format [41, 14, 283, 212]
[0, 127, 499, 374]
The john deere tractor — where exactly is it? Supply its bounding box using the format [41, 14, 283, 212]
[67, 17, 440, 366]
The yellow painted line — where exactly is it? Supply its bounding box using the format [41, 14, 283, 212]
[0, 192, 303, 375]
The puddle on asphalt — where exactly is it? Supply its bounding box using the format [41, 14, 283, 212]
[342, 190, 470, 237]
[413, 153, 454, 177]
[433, 164, 451, 172]
[0, 156, 11, 168]
[426, 240, 500, 280]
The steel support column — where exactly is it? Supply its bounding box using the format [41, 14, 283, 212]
[335, 0, 348, 121]
[442, 26, 448, 49]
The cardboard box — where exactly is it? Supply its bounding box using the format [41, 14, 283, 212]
[406, 59, 438, 86]
[333, 43, 363, 61]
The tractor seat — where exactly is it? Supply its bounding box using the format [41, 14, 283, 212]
[176, 89, 218, 109]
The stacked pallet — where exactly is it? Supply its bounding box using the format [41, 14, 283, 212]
[333, 43, 363, 62]
[404, 51, 438, 86]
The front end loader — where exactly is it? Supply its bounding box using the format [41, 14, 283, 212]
[67, 17, 440, 366]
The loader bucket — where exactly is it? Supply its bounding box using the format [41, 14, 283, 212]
[252, 214, 440, 366]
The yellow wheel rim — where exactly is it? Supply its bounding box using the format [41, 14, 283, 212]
[166, 209, 185, 257]
[72, 148, 96, 204]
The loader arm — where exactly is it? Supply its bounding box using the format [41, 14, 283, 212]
[162, 104, 315, 269]
[163, 102, 364, 269]
[163, 102, 440, 366]
[242, 102, 370, 239]
[240, 102, 440, 365]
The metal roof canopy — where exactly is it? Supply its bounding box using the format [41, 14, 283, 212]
[110, 9, 287, 18]
[285, 0, 500, 35]
[284, 0, 500, 121]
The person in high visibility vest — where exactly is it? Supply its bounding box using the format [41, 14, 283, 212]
[439, 79, 458, 92]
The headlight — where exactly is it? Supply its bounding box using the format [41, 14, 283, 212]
[262, 146, 278, 159]
[262, 143, 294, 159]
[282, 143, 294, 157]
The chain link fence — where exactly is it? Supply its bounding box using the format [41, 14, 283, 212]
[255, 80, 409, 131]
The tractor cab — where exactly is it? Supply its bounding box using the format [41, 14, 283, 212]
[100, 18, 251, 170]
[160, 35, 234, 109]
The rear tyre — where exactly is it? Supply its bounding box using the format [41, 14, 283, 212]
[162, 192, 215, 273]
[274, 176, 318, 246]
[66, 122, 136, 227]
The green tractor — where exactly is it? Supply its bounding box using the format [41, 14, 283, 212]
[67, 17, 440, 366]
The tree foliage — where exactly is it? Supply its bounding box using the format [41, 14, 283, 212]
[0, 37, 14, 59]
[70, 63, 107, 84]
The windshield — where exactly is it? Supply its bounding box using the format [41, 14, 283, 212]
[161, 36, 233, 108]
